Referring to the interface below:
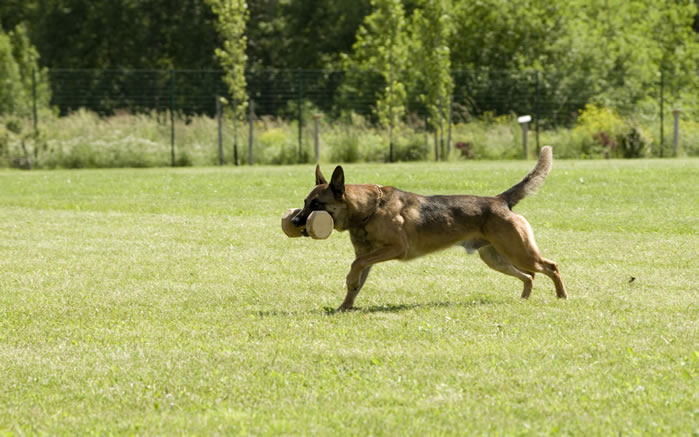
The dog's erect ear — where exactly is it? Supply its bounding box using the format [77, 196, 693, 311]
[330, 165, 345, 197]
[315, 164, 327, 185]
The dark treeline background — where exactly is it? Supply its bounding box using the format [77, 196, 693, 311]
[0, 0, 372, 70]
[1, 0, 698, 125]
[1, 0, 697, 70]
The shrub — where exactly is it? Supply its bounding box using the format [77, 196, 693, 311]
[258, 125, 297, 165]
[618, 127, 649, 158]
[451, 119, 517, 159]
[0, 106, 695, 169]
[574, 104, 626, 158]
[682, 119, 699, 156]
[330, 128, 361, 163]
[394, 133, 428, 161]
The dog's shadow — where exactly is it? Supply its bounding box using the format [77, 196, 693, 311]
[332, 297, 498, 314]
[255, 297, 498, 318]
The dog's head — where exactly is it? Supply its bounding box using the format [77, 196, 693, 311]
[291, 165, 348, 233]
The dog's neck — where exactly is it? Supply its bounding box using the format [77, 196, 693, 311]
[341, 184, 384, 230]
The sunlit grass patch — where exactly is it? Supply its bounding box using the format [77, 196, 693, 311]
[0, 158, 697, 434]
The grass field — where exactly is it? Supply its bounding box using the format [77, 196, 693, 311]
[0, 158, 697, 435]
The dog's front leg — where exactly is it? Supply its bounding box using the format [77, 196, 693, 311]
[337, 266, 372, 311]
[338, 245, 404, 311]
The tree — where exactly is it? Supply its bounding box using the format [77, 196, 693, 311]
[346, 0, 409, 161]
[0, 22, 51, 169]
[0, 23, 49, 117]
[648, 0, 699, 103]
[207, 0, 248, 116]
[207, 0, 249, 165]
[449, 0, 577, 123]
[0, 28, 23, 115]
[410, 0, 453, 159]
[447, 0, 698, 124]
[555, 0, 698, 111]
[16, 0, 218, 69]
[276, 0, 371, 70]
[9, 23, 50, 115]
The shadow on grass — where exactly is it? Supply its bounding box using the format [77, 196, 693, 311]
[255, 295, 499, 317]
[351, 297, 499, 314]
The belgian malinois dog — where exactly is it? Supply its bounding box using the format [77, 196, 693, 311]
[292, 146, 567, 311]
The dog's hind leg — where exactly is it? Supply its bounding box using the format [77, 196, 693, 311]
[478, 245, 534, 298]
[530, 257, 567, 299]
[486, 214, 567, 299]
[506, 251, 567, 299]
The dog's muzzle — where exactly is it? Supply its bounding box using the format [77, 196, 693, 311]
[291, 213, 308, 227]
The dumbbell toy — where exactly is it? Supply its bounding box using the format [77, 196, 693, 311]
[281, 208, 334, 239]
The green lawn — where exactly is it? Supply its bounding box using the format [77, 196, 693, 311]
[0, 158, 697, 435]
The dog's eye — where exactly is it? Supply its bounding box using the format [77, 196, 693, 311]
[310, 200, 322, 209]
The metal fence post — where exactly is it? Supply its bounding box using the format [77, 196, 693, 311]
[424, 114, 429, 159]
[659, 68, 664, 157]
[313, 113, 320, 163]
[518, 115, 531, 159]
[216, 95, 223, 165]
[170, 69, 175, 166]
[447, 94, 453, 157]
[297, 69, 303, 162]
[32, 68, 38, 136]
[389, 123, 394, 163]
[233, 99, 239, 166]
[672, 109, 681, 157]
[433, 128, 438, 161]
[522, 123, 528, 159]
[535, 71, 540, 154]
[248, 99, 254, 166]
[438, 94, 444, 161]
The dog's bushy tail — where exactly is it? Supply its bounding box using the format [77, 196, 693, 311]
[497, 146, 553, 209]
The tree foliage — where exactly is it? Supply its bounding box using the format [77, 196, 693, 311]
[246, 0, 371, 70]
[0, 29, 23, 116]
[1, 0, 219, 69]
[0, 23, 49, 117]
[410, 0, 453, 143]
[206, 0, 249, 118]
[449, 0, 698, 114]
[347, 0, 410, 136]
[0, 0, 697, 122]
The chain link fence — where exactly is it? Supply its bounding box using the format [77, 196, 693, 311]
[3, 67, 692, 167]
[47, 68, 592, 122]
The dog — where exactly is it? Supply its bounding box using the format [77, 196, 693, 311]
[291, 146, 567, 311]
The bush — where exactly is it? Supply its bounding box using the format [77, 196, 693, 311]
[570, 103, 658, 159]
[326, 113, 386, 163]
[618, 127, 648, 158]
[682, 119, 699, 156]
[394, 133, 428, 161]
[330, 130, 361, 163]
[574, 104, 627, 158]
[258, 125, 298, 165]
[450, 118, 517, 159]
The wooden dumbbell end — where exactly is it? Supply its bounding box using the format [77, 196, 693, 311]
[307, 211, 334, 239]
[281, 208, 304, 238]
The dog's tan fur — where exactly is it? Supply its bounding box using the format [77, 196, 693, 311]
[291, 146, 567, 311]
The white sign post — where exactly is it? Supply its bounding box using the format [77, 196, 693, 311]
[518, 115, 532, 159]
